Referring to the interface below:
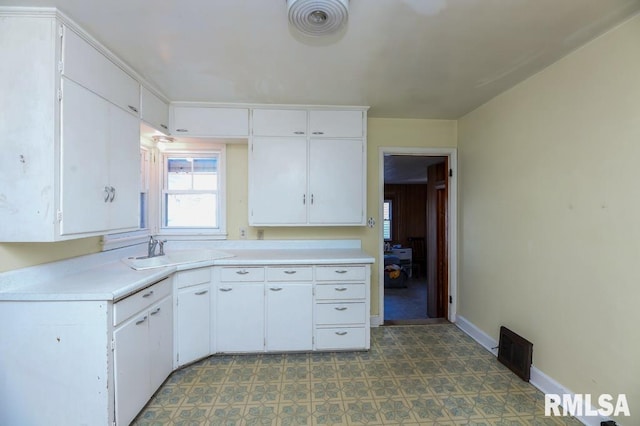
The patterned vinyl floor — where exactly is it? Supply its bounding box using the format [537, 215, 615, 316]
[133, 324, 582, 425]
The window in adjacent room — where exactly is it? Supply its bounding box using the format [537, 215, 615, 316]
[383, 199, 392, 240]
[161, 150, 225, 235]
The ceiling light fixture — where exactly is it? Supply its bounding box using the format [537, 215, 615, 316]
[287, 0, 349, 37]
[152, 135, 174, 144]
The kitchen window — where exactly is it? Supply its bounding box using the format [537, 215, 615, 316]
[160, 149, 226, 236]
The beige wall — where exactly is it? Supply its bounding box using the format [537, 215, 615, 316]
[0, 118, 457, 317]
[458, 14, 640, 416]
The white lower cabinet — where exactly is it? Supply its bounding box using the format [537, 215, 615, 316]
[174, 267, 213, 367]
[266, 281, 313, 351]
[114, 278, 173, 426]
[216, 277, 265, 352]
[314, 265, 370, 351]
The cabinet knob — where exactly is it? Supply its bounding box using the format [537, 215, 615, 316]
[109, 186, 116, 202]
[103, 186, 110, 202]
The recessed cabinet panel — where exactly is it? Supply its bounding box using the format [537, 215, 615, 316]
[309, 110, 363, 138]
[252, 108, 307, 136]
[266, 283, 312, 351]
[177, 284, 211, 365]
[216, 282, 264, 352]
[63, 27, 139, 115]
[172, 106, 249, 137]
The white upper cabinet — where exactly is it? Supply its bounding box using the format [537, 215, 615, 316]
[63, 27, 140, 116]
[140, 86, 170, 133]
[171, 105, 249, 137]
[309, 110, 364, 138]
[0, 13, 140, 241]
[249, 107, 368, 226]
[252, 108, 307, 136]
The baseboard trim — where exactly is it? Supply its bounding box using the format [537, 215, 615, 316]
[370, 315, 383, 327]
[454, 316, 610, 426]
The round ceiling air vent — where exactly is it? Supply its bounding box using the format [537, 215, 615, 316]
[287, 0, 349, 37]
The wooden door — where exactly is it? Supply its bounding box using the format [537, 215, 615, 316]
[426, 160, 448, 318]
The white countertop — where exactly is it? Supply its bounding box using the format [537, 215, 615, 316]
[0, 240, 374, 302]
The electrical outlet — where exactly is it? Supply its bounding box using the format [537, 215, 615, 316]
[239, 227, 247, 239]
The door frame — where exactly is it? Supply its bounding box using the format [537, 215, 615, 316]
[377, 147, 458, 324]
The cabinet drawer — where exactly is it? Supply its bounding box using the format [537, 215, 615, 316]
[176, 267, 211, 289]
[315, 302, 366, 325]
[266, 266, 312, 281]
[315, 283, 365, 300]
[220, 267, 265, 282]
[114, 278, 171, 326]
[316, 266, 365, 281]
[315, 327, 366, 350]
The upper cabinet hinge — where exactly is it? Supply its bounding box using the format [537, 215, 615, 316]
[58, 24, 64, 38]
[58, 61, 64, 73]
[449, 296, 453, 303]
[110, 339, 115, 351]
[57, 89, 62, 102]
[56, 210, 62, 222]
[449, 168, 453, 177]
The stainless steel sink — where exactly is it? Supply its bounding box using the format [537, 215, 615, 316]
[122, 249, 234, 270]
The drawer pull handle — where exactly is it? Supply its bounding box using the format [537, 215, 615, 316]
[195, 290, 208, 295]
[335, 287, 348, 291]
[335, 270, 348, 274]
[160, 124, 168, 130]
[335, 331, 348, 336]
[335, 307, 348, 311]
[175, 128, 188, 132]
[284, 270, 297, 275]
[236, 270, 249, 275]
[270, 287, 283, 291]
[294, 131, 305, 135]
[150, 307, 161, 316]
[312, 131, 324, 135]
[135, 316, 148, 325]
[220, 288, 232, 292]
[128, 105, 138, 113]
[142, 291, 154, 298]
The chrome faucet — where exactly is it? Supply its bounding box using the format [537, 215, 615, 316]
[147, 236, 167, 258]
[148, 236, 158, 258]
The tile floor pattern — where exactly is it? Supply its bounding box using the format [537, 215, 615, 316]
[133, 324, 582, 425]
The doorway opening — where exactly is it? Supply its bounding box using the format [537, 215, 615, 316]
[378, 148, 457, 326]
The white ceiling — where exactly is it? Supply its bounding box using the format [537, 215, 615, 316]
[2, 0, 639, 118]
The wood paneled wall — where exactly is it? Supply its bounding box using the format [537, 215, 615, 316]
[383, 184, 427, 246]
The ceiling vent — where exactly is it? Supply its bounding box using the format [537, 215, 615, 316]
[287, 0, 349, 37]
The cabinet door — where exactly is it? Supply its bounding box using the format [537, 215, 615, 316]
[216, 283, 264, 352]
[309, 110, 363, 138]
[252, 109, 307, 136]
[249, 137, 308, 225]
[107, 102, 140, 231]
[172, 106, 249, 137]
[177, 284, 211, 366]
[60, 78, 110, 235]
[308, 139, 365, 224]
[114, 313, 150, 426]
[149, 296, 173, 391]
[141, 86, 169, 133]
[63, 27, 139, 115]
[266, 283, 312, 351]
